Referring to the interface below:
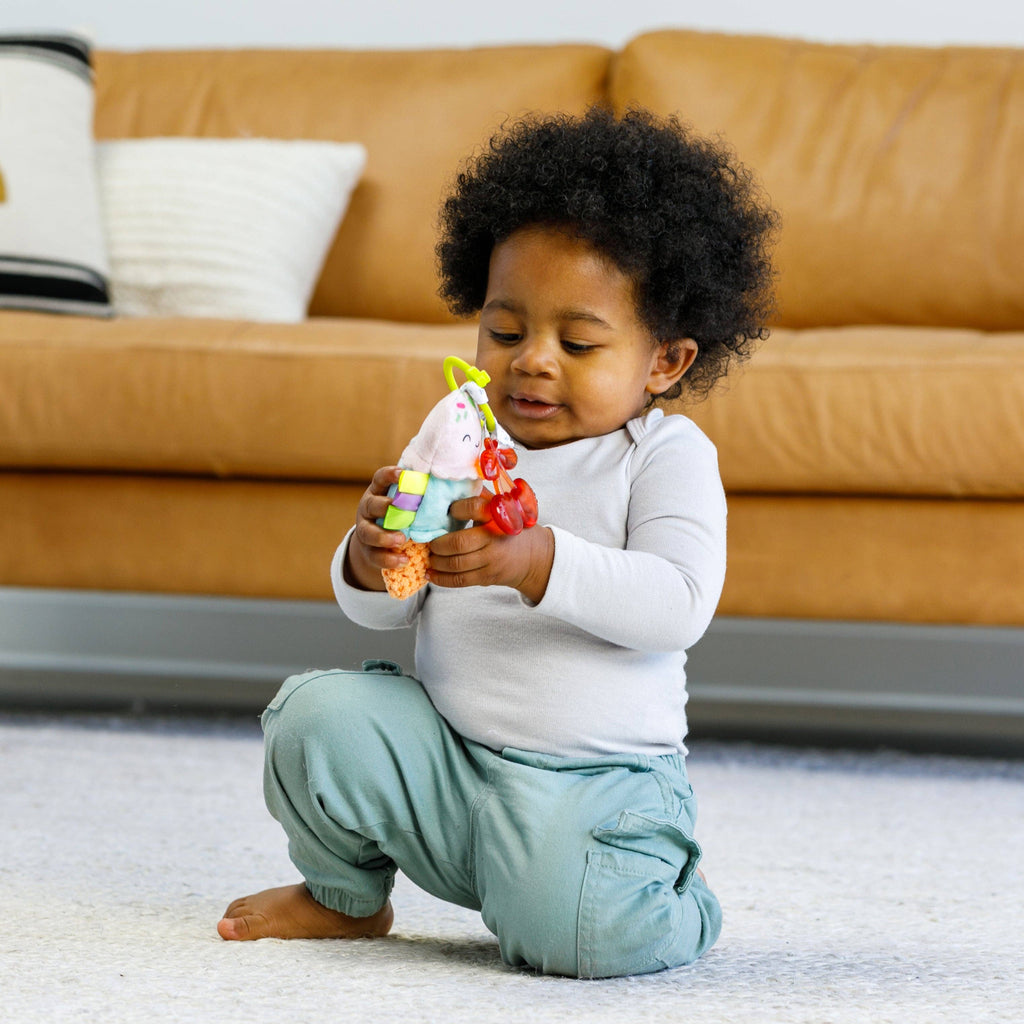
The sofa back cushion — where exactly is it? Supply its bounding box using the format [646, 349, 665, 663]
[612, 30, 1024, 331]
[93, 45, 610, 324]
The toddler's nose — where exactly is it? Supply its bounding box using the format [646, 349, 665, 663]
[510, 336, 559, 376]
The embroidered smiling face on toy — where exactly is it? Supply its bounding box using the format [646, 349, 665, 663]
[398, 386, 485, 480]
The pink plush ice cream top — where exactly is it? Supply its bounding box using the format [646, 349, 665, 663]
[398, 386, 485, 480]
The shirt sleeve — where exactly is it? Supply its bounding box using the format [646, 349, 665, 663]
[330, 528, 425, 630]
[531, 417, 727, 653]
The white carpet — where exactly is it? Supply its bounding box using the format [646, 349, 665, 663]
[1, 714, 1021, 1024]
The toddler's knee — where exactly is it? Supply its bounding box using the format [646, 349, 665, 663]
[263, 670, 332, 728]
[261, 667, 417, 827]
[260, 671, 342, 785]
[262, 664, 438, 792]
[263, 663, 414, 737]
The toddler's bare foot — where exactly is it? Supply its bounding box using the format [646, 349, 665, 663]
[217, 882, 393, 941]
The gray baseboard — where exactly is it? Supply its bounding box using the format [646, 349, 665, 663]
[685, 617, 1024, 754]
[2, 586, 1022, 753]
[0, 586, 414, 716]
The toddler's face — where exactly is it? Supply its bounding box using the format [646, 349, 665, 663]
[475, 226, 695, 449]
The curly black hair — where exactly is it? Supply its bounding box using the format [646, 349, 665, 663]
[436, 106, 778, 399]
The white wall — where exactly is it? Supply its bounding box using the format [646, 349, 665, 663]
[4, 0, 1023, 50]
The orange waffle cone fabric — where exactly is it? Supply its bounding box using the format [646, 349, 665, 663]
[381, 538, 430, 599]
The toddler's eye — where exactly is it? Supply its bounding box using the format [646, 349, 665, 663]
[488, 330, 521, 344]
[562, 340, 595, 354]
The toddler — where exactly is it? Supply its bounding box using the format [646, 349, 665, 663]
[218, 107, 777, 978]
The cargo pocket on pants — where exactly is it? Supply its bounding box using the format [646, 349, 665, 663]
[577, 809, 703, 979]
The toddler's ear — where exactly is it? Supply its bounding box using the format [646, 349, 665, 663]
[646, 339, 698, 396]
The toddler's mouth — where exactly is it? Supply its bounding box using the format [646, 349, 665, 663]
[509, 395, 561, 419]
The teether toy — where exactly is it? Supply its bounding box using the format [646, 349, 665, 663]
[379, 357, 538, 598]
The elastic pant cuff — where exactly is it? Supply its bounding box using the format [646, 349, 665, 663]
[306, 882, 389, 920]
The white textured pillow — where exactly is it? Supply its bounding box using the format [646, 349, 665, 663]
[97, 138, 367, 322]
[0, 32, 112, 316]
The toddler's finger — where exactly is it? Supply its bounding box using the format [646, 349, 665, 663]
[362, 542, 410, 571]
[360, 493, 397, 522]
[447, 494, 493, 524]
[429, 524, 490, 559]
[355, 518, 409, 553]
[369, 465, 403, 495]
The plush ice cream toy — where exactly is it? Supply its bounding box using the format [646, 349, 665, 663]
[379, 356, 538, 598]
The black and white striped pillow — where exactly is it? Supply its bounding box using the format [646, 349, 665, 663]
[0, 32, 112, 316]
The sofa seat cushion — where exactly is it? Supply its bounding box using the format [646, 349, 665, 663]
[683, 327, 1024, 498]
[2, 316, 1022, 498]
[0, 312, 477, 481]
[0, 470, 363, 600]
[722, 493, 1024, 626]
[3, 473, 1021, 623]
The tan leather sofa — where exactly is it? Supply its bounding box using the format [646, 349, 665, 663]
[2, 31, 1022, 740]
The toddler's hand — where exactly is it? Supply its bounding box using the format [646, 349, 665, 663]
[427, 494, 554, 603]
[344, 466, 413, 591]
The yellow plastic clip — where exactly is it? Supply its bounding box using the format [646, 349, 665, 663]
[443, 355, 496, 434]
